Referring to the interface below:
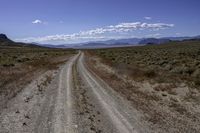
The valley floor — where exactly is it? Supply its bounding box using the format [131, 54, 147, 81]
[0, 51, 200, 133]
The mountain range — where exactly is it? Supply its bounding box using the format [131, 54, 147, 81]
[1, 33, 200, 48]
[77, 35, 200, 48]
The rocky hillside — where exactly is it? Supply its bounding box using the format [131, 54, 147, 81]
[0, 33, 41, 48]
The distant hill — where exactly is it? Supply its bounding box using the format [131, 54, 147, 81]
[0, 33, 42, 48]
[0, 34, 12, 43]
[195, 35, 200, 39]
[77, 35, 200, 48]
[139, 38, 171, 45]
[75, 36, 200, 48]
[77, 38, 169, 48]
[35, 44, 64, 48]
[92, 38, 142, 45]
[0, 34, 9, 40]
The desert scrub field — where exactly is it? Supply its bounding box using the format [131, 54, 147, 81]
[0, 46, 76, 108]
[85, 40, 200, 132]
[87, 40, 200, 88]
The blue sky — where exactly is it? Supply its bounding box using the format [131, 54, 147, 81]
[0, 0, 200, 44]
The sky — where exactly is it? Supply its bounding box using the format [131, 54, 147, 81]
[0, 0, 200, 44]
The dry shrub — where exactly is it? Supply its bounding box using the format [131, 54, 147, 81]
[144, 69, 156, 78]
[154, 83, 177, 95]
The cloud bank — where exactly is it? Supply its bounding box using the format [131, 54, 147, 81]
[18, 21, 174, 43]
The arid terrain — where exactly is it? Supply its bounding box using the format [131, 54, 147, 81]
[86, 40, 200, 132]
[1, 0, 200, 132]
[1, 39, 200, 133]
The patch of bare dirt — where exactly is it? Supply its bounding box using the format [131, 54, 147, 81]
[0, 69, 57, 133]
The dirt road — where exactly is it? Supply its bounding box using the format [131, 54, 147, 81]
[0, 52, 147, 133]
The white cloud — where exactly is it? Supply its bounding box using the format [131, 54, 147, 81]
[78, 22, 174, 36]
[108, 22, 174, 31]
[32, 19, 48, 24]
[144, 17, 152, 20]
[17, 21, 174, 43]
[32, 19, 43, 24]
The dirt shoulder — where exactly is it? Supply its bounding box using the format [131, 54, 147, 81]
[85, 51, 200, 133]
[0, 68, 58, 133]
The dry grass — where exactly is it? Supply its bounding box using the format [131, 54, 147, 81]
[0, 46, 76, 108]
[87, 40, 200, 88]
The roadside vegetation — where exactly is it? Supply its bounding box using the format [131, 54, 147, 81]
[0, 44, 76, 108]
[87, 40, 200, 88]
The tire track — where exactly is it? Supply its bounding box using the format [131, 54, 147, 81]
[53, 54, 79, 133]
[77, 52, 140, 133]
